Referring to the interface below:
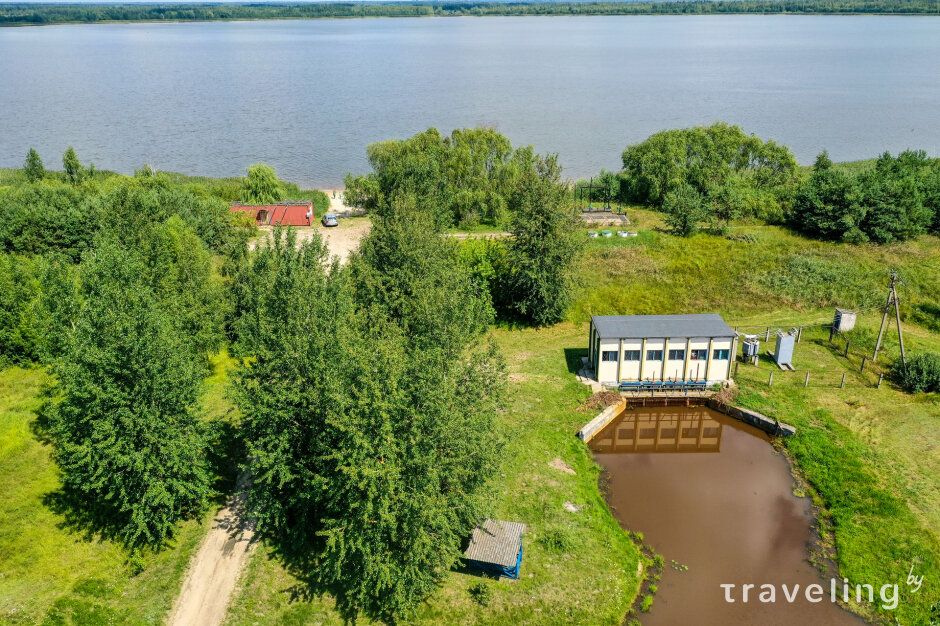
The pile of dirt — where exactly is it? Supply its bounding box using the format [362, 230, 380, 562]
[713, 385, 738, 405]
[579, 390, 622, 412]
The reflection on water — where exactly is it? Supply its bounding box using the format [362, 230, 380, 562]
[591, 408, 723, 453]
[590, 407, 860, 626]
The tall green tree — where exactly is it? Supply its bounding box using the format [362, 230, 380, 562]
[662, 182, 707, 237]
[790, 150, 938, 244]
[239, 163, 284, 204]
[62, 146, 93, 184]
[0, 253, 40, 366]
[45, 243, 210, 549]
[351, 193, 494, 353]
[504, 155, 583, 325]
[24, 148, 45, 182]
[233, 226, 505, 621]
[790, 152, 865, 241]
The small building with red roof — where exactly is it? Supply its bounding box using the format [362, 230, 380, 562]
[231, 201, 314, 227]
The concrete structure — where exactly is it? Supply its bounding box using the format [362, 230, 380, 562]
[588, 314, 737, 386]
[230, 201, 314, 227]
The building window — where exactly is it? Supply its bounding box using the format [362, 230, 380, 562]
[690, 349, 708, 360]
[623, 350, 641, 361]
[713, 349, 730, 360]
[646, 349, 663, 361]
[668, 349, 686, 360]
[602, 351, 618, 362]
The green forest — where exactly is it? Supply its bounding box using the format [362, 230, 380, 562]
[3, 0, 940, 27]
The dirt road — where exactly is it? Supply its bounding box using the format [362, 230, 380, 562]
[250, 217, 371, 263]
[167, 474, 256, 626]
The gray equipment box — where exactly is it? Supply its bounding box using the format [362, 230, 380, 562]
[833, 308, 857, 332]
[774, 333, 795, 367]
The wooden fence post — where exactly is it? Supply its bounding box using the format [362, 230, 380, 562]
[804, 372, 810, 387]
[734, 362, 739, 378]
[765, 327, 771, 341]
[797, 327, 803, 342]
[844, 341, 850, 357]
[768, 371, 774, 387]
[840, 372, 846, 389]
[860, 356, 867, 372]
[877, 373, 884, 389]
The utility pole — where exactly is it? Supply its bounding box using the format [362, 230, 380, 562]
[872, 270, 907, 367]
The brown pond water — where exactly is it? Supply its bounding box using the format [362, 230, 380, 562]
[590, 406, 861, 625]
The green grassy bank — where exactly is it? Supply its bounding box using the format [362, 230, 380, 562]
[0, 353, 239, 624]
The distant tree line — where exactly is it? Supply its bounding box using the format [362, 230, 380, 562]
[3, 0, 940, 26]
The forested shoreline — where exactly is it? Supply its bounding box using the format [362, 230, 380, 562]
[2, 0, 940, 27]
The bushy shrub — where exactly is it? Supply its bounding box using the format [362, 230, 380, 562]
[662, 183, 706, 236]
[538, 527, 577, 554]
[468, 581, 492, 606]
[892, 352, 940, 393]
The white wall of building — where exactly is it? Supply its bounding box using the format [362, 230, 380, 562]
[594, 335, 736, 385]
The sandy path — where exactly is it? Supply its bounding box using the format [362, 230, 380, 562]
[167, 474, 256, 626]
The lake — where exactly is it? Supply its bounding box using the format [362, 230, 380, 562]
[1, 16, 939, 188]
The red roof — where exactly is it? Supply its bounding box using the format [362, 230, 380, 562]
[231, 202, 314, 227]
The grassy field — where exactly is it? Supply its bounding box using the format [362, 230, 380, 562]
[0, 353, 238, 624]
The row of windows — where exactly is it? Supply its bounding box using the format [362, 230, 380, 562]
[601, 349, 731, 362]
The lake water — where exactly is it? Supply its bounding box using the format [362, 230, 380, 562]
[590, 406, 861, 625]
[1, 16, 939, 188]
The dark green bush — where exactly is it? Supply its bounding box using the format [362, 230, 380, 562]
[468, 581, 492, 606]
[892, 352, 940, 393]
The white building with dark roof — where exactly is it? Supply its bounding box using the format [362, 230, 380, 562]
[588, 314, 737, 386]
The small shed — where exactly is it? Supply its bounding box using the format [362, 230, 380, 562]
[464, 519, 526, 579]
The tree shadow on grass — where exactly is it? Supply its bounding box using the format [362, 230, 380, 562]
[41, 486, 135, 547]
[256, 538, 372, 625]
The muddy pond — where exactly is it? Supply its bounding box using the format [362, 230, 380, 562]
[589, 406, 860, 625]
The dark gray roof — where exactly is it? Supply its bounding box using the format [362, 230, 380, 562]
[591, 314, 734, 339]
[464, 519, 526, 567]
